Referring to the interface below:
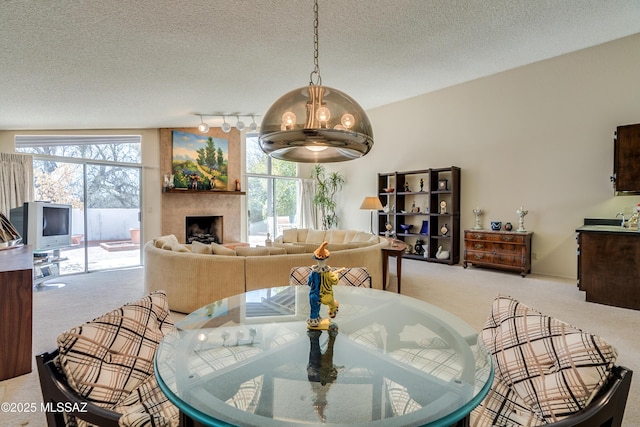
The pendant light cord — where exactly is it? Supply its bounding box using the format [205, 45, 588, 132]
[309, 0, 322, 86]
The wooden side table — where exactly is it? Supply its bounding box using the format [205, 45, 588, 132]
[382, 240, 407, 293]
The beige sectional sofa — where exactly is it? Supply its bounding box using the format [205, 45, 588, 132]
[144, 230, 389, 313]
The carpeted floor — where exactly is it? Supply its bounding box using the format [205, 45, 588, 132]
[1, 262, 638, 426]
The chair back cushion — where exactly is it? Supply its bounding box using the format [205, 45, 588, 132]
[289, 266, 371, 288]
[57, 291, 173, 408]
[479, 296, 617, 423]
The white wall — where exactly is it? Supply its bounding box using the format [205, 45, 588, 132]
[334, 33, 640, 278]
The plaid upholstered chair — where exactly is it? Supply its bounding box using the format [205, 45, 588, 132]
[36, 291, 179, 427]
[471, 296, 632, 427]
[289, 266, 372, 288]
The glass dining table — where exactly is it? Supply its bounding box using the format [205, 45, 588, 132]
[155, 286, 493, 427]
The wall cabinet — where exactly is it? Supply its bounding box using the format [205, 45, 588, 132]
[463, 230, 533, 277]
[377, 167, 460, 265]
[613, 123, 640, 192]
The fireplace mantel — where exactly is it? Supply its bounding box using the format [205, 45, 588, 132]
[162, 188, 245, 195]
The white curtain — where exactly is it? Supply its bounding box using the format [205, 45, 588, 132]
[297, 179, 318, 229]
[0, 153, 33, 216]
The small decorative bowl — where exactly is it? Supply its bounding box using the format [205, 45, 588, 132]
[399, 224, 413, 233]
[383, 188, 395, 193]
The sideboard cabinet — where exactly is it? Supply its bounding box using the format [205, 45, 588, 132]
[577, 229, 640, 310]
[463, 230, 533, 277]
[0, 245, 33, 380]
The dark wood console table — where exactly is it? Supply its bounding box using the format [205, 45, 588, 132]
[382, 240, 408, 293]
[0, 244, 33, 380]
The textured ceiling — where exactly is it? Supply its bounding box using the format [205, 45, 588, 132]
[1, 0, 639, 130]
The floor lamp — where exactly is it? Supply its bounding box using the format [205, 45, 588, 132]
[360, 197, 383, 234]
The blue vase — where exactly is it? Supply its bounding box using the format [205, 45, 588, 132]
[420, 220, 429, 235]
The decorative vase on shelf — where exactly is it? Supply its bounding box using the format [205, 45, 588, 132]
[472, 207, 483, 230]
[436, 246, 450, 260]
[440, 223, 449, 236]
[419, 220, 429, 235]
[516, 206, 528, 232]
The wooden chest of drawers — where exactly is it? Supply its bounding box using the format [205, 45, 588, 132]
[463, 230, 533, 277]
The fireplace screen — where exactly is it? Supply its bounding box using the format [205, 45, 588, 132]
[185, 216, 223, 244]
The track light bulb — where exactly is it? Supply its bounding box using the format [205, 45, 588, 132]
[198, 115, 210, 133]
[221, 117, 231, 133]
[235, 116, 245, 131]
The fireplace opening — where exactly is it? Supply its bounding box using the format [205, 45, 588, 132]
[186, 216, 223, 244]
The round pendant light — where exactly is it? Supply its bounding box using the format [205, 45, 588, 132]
[258, 0, 373, 163]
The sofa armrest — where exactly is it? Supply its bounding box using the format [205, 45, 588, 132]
[546, 365, 632, 427]
[36, 350, 121, 427]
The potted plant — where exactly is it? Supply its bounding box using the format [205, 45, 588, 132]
[311, 164, 345, 230]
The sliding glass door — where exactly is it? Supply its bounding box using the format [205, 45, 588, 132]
[85, 163, 141, 271]
[18, 135, 143, 275]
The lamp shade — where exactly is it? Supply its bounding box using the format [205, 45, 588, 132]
[360, 196, 383, 211]
[259, 85, 374, 163]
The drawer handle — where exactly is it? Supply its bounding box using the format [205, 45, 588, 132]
[472, 234, 483, 239]
[473, 254, 483, 260]
[473, 243, 484, 249]
[502, 236, 514, 242]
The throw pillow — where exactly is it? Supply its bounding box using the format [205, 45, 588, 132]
[211, 242, 236, 256]
[190, 240, 212, 254]
[482, 296, 617, 423]
[154, 234, 178, 249]
[57, 291, 174, 408]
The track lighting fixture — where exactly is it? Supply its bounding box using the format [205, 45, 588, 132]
[193, 114, 260, 133]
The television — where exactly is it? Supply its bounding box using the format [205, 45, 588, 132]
[10, 202, 72, 251]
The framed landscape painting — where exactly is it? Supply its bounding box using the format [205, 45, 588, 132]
[171, 130, 229, 190]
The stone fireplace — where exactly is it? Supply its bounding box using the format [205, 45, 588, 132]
[186, 216, 223, 244]
[159, 127, 243, 243]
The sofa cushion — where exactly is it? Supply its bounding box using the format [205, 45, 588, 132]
[267, 246, 287, 255]
[296, 228, 309, 242]
[282, 244, 308, 254]
[236, 246, 270, 256]
[190, 241, 212, 254]
[353, 231, 377, 243]
[481, 296, 618, 423]
[327, 229, 347, 243]
[305, 229, 326, 243]
[57, 291, 174, 408]
[282, 228, 299, 243]
[211, 242, 236, 256]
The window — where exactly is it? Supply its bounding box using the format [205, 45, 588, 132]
[246, 135, 300, 245]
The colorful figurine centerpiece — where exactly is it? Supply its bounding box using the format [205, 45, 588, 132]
[307, 241, 342, 331]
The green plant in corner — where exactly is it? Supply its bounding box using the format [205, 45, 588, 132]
[311, 164, 345, 230]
